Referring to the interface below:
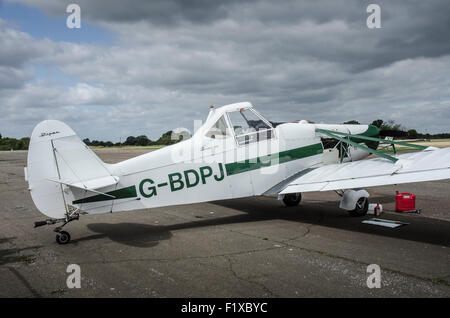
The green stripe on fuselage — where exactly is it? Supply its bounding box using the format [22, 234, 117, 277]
[72, 185, 137, 204]
[72, 143, 323, 204]
[225, 143, 323, 176]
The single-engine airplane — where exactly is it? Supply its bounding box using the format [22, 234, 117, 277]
[25, 102, 450, 244]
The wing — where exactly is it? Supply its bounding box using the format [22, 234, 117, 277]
[279, 147, 450, 194]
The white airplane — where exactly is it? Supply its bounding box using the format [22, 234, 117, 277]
[25, 102, 450, 244]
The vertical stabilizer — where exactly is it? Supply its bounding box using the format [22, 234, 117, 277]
[26, 120, 113, 218]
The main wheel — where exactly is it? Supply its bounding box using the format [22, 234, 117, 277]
[348, 197, 368, 217]
[56, 231, 71, 245]
[282, 193, 302, 207]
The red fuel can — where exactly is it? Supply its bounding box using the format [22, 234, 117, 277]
[395, 191, 416, 212]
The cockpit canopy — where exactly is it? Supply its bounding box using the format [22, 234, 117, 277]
[205, 103, 274, 145]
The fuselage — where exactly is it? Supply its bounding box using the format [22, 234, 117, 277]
[68, 102, 378, 215]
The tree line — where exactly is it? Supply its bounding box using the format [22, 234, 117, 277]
[343, 119, 450, 139]
[0, 134, 30, 151]
[82, 130, 177, 147]
[0, 130, 179, 151]
[1, 120, 449, 151]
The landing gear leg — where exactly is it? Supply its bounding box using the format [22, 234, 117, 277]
[53, 214, 79, 245]
[34, 214, 79, 245]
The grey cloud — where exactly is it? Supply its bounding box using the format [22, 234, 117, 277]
[9, 0, 450, 70]
[0, 66, 32, 88]
[0, 20, 36, 68]
[0, 20, 41, 89]
[7, 0, 247, 25]
[0, 1, 449, 140]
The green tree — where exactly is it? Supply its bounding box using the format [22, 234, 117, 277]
[156, 131, 176, 145]
[371, 119, 384, 128]
[20, 137, 30, 150]
[136, 135, 150, 146]
[381, 120, 403, 131]
[407, 129, 418, 139]
[371, 119, 404, 131]
[125, 136, 137, 146]
[343, 120, 360, 125]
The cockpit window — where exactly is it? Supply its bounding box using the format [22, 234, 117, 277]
[205, 115, 231, 139]
[228, 109, 270, 133]
[227, 109, 273, 145]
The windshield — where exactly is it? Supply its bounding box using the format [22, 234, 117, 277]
[228, 109, 270, 133]
[227, 108, 273, 145]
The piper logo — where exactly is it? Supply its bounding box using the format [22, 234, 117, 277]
[39, 131, 60, 137]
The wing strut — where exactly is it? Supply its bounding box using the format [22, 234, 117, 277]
[316, 128, 427, 150]
[316, 129, 399, 163]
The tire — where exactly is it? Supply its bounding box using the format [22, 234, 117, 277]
[348, 197, 368, 217]
[282, 193, 302, 207]
[56, 231, 71, 245]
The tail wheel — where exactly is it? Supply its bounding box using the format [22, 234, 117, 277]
[282, 193, 302, 207]
[56, 231, 71, 245]
[348, 197, 368, 217]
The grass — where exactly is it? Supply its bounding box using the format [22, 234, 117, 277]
[390, 139, 450, 149]
[378, 147, 420, 153]
[378, 138, 450, 154]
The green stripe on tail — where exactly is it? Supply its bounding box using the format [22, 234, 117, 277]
[73, 185, 137, 204]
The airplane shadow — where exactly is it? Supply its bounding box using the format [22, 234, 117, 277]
[76, 213, 271, 248]
[73, 196, 450, 248]
[72, 224, 172, 248]
[213, 196, 450, 247]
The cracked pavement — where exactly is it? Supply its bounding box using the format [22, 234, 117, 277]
[0, 149, 449, 297]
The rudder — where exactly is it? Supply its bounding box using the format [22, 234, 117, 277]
[26, 120, 116, 218]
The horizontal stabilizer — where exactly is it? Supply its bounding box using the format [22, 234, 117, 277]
[46, 176, 119, 198]
[70, 175, 119, 190]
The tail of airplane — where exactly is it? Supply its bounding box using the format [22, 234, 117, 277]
[25, 120, 119, 219]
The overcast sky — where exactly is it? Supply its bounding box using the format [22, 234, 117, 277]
[0, 0, 449, 141]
